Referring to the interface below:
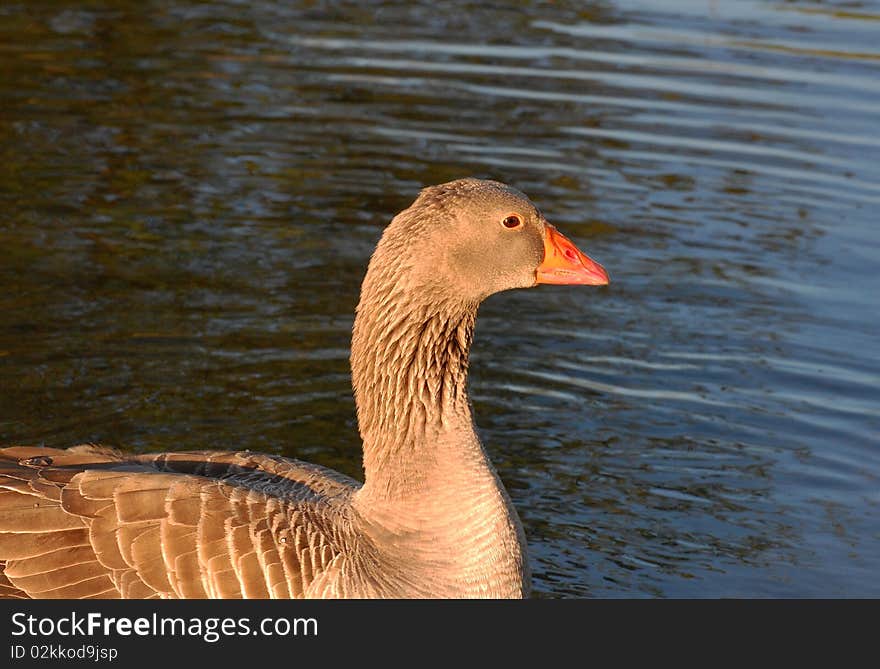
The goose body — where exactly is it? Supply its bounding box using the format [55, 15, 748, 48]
[0, 179, 608, 599]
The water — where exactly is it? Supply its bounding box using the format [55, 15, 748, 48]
[1, 0, 878, 598]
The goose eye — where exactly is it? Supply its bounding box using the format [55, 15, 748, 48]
[502, 214, 523, 229]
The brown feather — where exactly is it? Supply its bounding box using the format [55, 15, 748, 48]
[0, 445, 354, 598]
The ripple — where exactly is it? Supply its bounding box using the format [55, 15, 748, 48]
[512, 367, 732, 408]
[287, 34, 880, 92]
[534, 19, 880, 62]
[323, 56, 880, 117]
[604, 149, 880, 203]
[565, 126, 857, 170]
[630, 113, 880, 150]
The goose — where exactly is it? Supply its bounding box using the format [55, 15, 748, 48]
[0, 178, 609, 599]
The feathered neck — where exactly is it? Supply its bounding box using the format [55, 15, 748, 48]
[350, 228, 479, 499]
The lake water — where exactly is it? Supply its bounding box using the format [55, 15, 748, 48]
[1, 0, 878, 597]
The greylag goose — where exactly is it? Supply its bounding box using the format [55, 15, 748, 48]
[0, 178, 608, 599]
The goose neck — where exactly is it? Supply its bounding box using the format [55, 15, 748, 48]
[350, 286, 479, 498]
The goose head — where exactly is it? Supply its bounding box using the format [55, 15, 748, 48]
[372, 178, 609, 306]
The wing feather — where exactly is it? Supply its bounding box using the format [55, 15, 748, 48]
[0, 446, 359, 599]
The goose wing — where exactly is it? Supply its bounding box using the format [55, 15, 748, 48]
[0, 445, 359, 599]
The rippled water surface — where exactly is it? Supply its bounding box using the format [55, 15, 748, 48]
[1, 0, 878, 597]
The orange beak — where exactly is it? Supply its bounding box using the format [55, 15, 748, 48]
[536, 224, 610, 286]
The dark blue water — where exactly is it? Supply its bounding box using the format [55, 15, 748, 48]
[1, 0, 878, 597]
